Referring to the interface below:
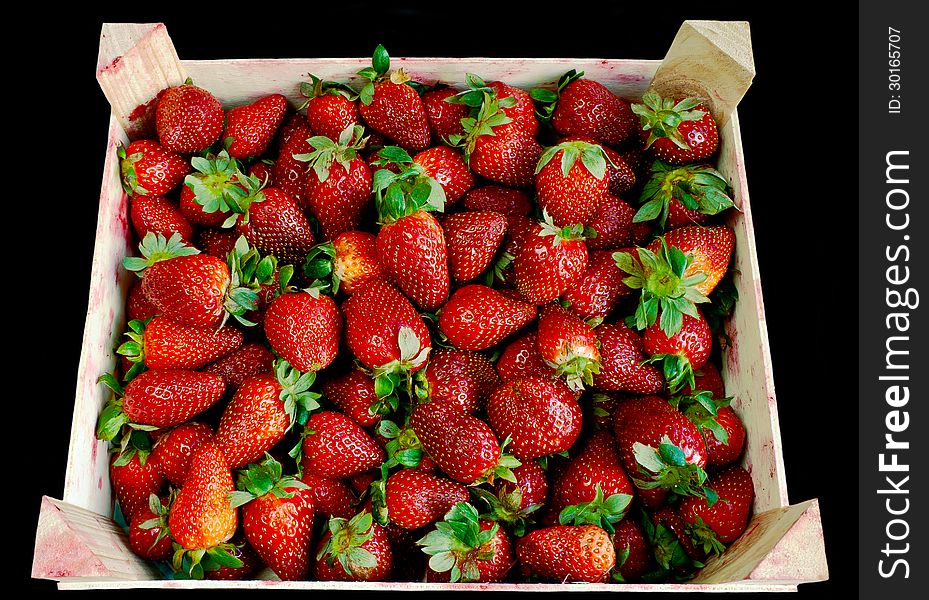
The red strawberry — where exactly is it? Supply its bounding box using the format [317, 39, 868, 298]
[322, 367, 381, 428]
[442, 211, 508, 282]
[488, 80, 539, 136]
[486, 377, 582, 460]
[127, 279, 158, 322]
[203, 342, 275, 391]
[179, 151, 238, 227]
[151, 421, 213, 486]
[634, 161, 733, 230]
[383, 469, 469, 530]
[647, 224, 735, 297]
[537, 303, 601, 392]
[561, 250, 633, 321]
[535, 140, 610, 228]
[467, 119, 542, 189]
[420, 503, 514, 583]
[643, 309, 713, 393]
[495, 331, 557, 383]
[671, 390, 746, 468]
[377, 210, 449, 311]
[316, 511, 394, 581]
[679, 465, 754, 553]
[301, 411, 386, 479]
[516, 524, 615, 583]
[592, 323, 665, 394]
[414, 146, 475, 205]
[109, 451, 164, 521]
[234, 185, 317, 264]
[119, 139, 191, 197]
[682, 362, 726, 399]
[462, 185, 532, 216]
[439, 284, 536, 351]
[223, 94, 288, 159]
[420, 349, 500, 415]
[585, 193, 636, 250]
[167, 442, 238, 553]
[301, 472, 359, 519]
[128, 494, 173, 561]
[472, 460, 549, 536]
[130, 195, 194, 243]
[195, 228, 239, 258]
[156, 83, 224, 154]
[612, 518, 654, 582]
[248, 161, 274, 187]
[550, 74, 637, 145]
[204, 534, 262, 580]
[513, 217, 588, 305]
[117, 315, 244, 372]
[422, 88, 469, 142]
[331, 231, 387, 294]
[357, 45, 431, 151]
[301, 75, 360, 141]
[263, 290, 341, 373]
[274, 120, 314, 210]
[646, 505, 705, 577]
[632, 92, 719, 164]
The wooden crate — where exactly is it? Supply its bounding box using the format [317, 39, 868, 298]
[32, 21, 828, 591]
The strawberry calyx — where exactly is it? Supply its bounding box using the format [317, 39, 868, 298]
[538, 209, 594, 245]
[529, 68, 585, 123]
[683, 515, 727, 557]
[377, 419, 426, 470]
[117, 143, 149, 196]
[317, 510, 380, 575]
[470, 438, 522, 487]
[171, 540, 244, 579]
[631, 91, 708, 151]
[95, 373, 159, 444]
[369, 326, 432, 415]
[416, 502, 500, 582]
[669, 390, 733, 446]
[371, 146, 446, 223]
[634, 161, 734, 228]
[471, 483, 542, 538]
[631, 436, 717, 503]
[227, 453, 310, 509]
[558, 483, 633, 535]
[535, 139, 608, 181]
[274, 359, 321, 431]
[116, 318, 152, 381]
[294, 124, 367, 183]
[139, 492, 174, 550]
[222, 236, 284, 327]
[301, 241, 342, 294]
[450, 92, 516, 163]
[123, 232, 199, 275]
[185, 150, 248, 226]
[545, 349, 601, 393]
[299, 73, 358, 109]
[357, 44, 421, 104]
[643, 352, 696, 396]
[639, 509, 704, 582]
[614, 238, 708, 337]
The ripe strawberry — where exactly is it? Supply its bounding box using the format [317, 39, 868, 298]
[156, 83, 224, 154]
[117, 316, 244, 372]
[329, 231, 386, 294]
[181, 187, 229, 229]
[513, 216, 588, 305]
[179, 150, 242, 227]
[128, 494, 173, 561]
[422, 87, 469, 142]
[301, 411, 386, 479]
[561, 250, 633, 321]
[643, 309, 713, 394]
[322, 367, 381, 428]
[467, 117, 542, 189]
[591, 323, 663, 394]
[248, 161, 275, 187]
[119, 140, 191, 197]
[383, 469, 469, 530]
[316, 511, 394, 581]
[472, 460, 548, 536]
[535, 140, 610, 228]
[151, 421, 213, 486]
[357, 45, 431, 151]
[204, 534, 262, 580]
[300, 75, 360, 141]
[167, 442, 237, 555]
[632, 92, 719, 164]
[495, 331, 557, 383]
[419, 349, 500, 415]
[545, 72, 637, 145]
[274, 119, 314, 210]
[228, 455, 315, 580]
[682, 361, 726, 399]
[127, 279, 158, 322]
[232, 184, 317, 265]
[648, 225, 735, 297]
[130, 195, 194, 243]
[299, 125, 374, 240]
[439, 284, 536, 351]
[634, 161, 734, 229]
[377, 209, 449, 310]
[461, 185, 532, 216]
[612, 517, 654, 582]
[679, 466, 753, 555]
[223, 94, 289, 159]
[414, 146, 475, 205]
[301, 472, 359, 519]
[488, 80, 539, 136]
[215, 361, 321, 469]
[419, 502, 514, 583]
[263, 290, 341, 373]
[109, 451, 164, 521]
[486, 377, 582, 460]
[203, 342, 275, 391]
[537, 304, 601, 392]
[671, 390, 746, 467]
[516, 524, 615, 583]
[442, 211, 507, 282]
[585, 193, 636, 250]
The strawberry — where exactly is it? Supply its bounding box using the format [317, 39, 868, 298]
[682, 361, 726, 399]
[383, 469, 469, 530]
[648, 225, 735, 297]
[228, 455, 315, 580]
[461, 185, 532, 216]
[128, 494, 173, 561]
[300, 75, 360, 141]
[516, 524, 615, 583]
[298, 125, 373, 240]
[195, 229, 239, 259]
[151, 421, 213, 486]
[179, 151, 240, 227]
[301, 411, 386, 479]
[561, 250, 634, 321]
[485, 377, 582, 460]
[670, 390, 746, 467]
[542, 71, 637, 145]
[316, 511, 394, 581]
[409, 401, 515, 484]
[634, 161, 734, 229]
[463, 109, 542, 189]
[642, 308, 713, 394]
[592, 323, 664, 394]
[248, 161, 275, 187]
[117, 316, 244, 372]
[535, 140, 610, 228]
[495, 331, 557, 383]
[646, 506, 705, 577]
[330, 231, 386, 294]
[109, 451, 164, 521]
[472, 460, 548, 536]
[214, 361, 321, 469]
[204, 534, 262, 581]
[537, 303, 601, 392]
[322, 367, 381, 428]
[418, 349, 500, 415]
[263, 289, 341, 373]
[488, 80, 539, 136]
[612, 517, 654, 582]
[513, 215, 588, 305]
[127, 279, 158, 322]
[439, 284, 536, 351]
[156, 83, 224, 154]
[422, 88, 469, 142]
[678, 466, 754, 553]
[419, 502, 514, 583]
[442, 211, 507, 282]
[585, 193, 636, 250]
[182, 188, 230, 229]
[232, 183, 317, 265]
[273, 119, 314, 211]
[118, 140, 191, 197]
[632, 92, 719, 165]
[560, 134, 637, 194]
[357, 45, 431, 151]
[203, 342, 276, 391]
[130, 195, 194, 243]
[414, 145, 475, 205]
[223, 94, 289, 159]
[301, 472, 359, 519]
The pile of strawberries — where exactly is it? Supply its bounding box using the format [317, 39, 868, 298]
[98, 45, 751, 584]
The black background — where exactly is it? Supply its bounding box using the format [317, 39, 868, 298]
[19, 4, 856, 597]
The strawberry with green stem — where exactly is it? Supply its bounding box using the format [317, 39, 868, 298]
[513, 212, 589, 305]
[129, 493, 173, 561]
[117, 316, 244, 376]
[422, 87, 469, 142]
[180, 150, 242, 227]
[376, 419, 429, 472]
[472, 460, 548, 537]
[611, 517, 655, 583]
[156, 81, 225, 154]
[678, 465, 753, 555]
[316, 510, 394, 581]
[223, 94, 289, 159]
[300, 74, 360, 141]
[447, 73, 539, 136]
[357, 44, 431, 151]
[418, 502, 514, 583]
[536, 303, 601, 392]
[642, 308, 713, 395]
[119, 139, 191, 198]
[631, 91, 719, 165]
[634, 160, 734, 229]
[641, 507, 704, 581]
[534, 139, 610, 228]
[413, 145, 475, 205]
[670, 390, 746, 467]
[109, 444, 164, 521]
[301, 231, 387, 296]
